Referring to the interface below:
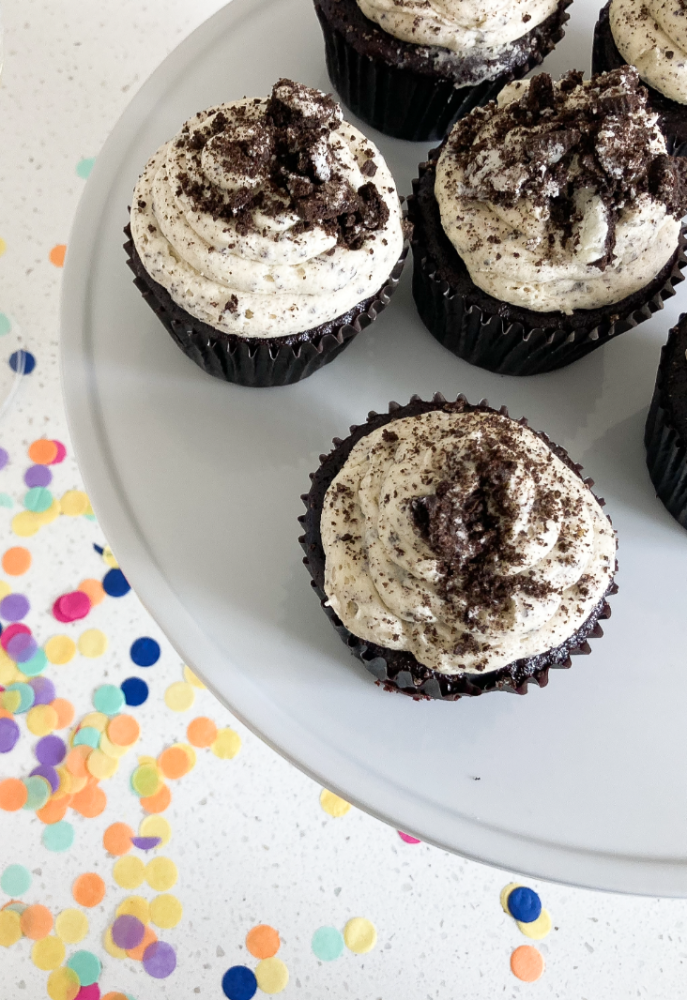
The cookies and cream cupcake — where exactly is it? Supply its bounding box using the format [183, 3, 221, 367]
[593, 0, 687, 155]
[408, 68, 687, 375]
[125, 79, 406, 387]
[300, 394, 617, 700]
[314, 0, 571, 142]
[645, 315, 687, 528]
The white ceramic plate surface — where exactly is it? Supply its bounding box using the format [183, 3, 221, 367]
[61, 0, 687, 896]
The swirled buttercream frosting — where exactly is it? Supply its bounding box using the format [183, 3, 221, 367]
[130, 80, 404, 338]
[609, 0, 687, 104]
[435, 67, 687, 313]
[321, 408, 616, 675]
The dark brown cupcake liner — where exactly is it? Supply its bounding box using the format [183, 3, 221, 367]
[407, 156, 687, 375]
[314, 0, 571, 142]
[645, 317, 687, 528]
[299, 393, 618, 701]
[592, 3, 687, 157]
[124, 225, 407, 388]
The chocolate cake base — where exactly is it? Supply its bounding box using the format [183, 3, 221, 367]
[645, 315, 687, 528]
[592, 3, 687, 158]
[407, 155, 687, 376]
[299, 393, 617, 701]
[314, 0, 571, 142]
[124, 226, 407, 388]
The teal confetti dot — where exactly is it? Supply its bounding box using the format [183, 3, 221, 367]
[22, 775, 51, 811]
[73, 726, 100, 749]
[311, 926, 344, 961]
[93, 683, 125, 716]
[24, 487, 53, 513]
[76, 157, 95, 179]
[0, 314, 10, 336]
[5, 682, 34, 713]
[66, 950, 101, 987]
[20, 648, 48, 678]
[0, 863, 31, 896]
[0, 494, 12, 508]
[42, 820, 74, 852]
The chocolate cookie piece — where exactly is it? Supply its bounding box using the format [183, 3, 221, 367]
[645, 315, 687, 527]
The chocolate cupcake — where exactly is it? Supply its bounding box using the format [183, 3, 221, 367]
[408, 68, 687, 376]
[126, 79, 406, 388]
[314, 0, 571, 142]
[300, 394, 618, 701]
[645, 315, 687, 528]
[592, 1, 687, 157]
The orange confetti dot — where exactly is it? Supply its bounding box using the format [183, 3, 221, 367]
[511, 945, 545, 982]
[65, 745, 91, 778]
[0, 777, 28, 811]
[71, 782, 106, 818]
[103, 822, 134, 857]
[187, 716, 218, 749]
[140, 782, 171, 814]
[37, 795, 71, 825]
[20, 904, 53, 940]
[49, 244, 67, 268]
[107, 714, 140, 747]
[2, 546, 31, 576]
[246, 924, 281, 959]
[102, 995, 129, 1000]
[28, 439, 58, 465]
[50, 698, 75, 729]
[77, 579, 105, 606]
[0, 708, 13, 720]
[157, 746, 191, 780]
[72, 872, 106, 908]
[126, 923, 157, 961]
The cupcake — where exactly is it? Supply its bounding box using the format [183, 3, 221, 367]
[300, 394, 618, 700]
[314, 0, 572, 142]
[408, 68, 687, 376]
[645, 315, 687, 527]
[125, 79, 406, 388]
[592, 1, 687, 156]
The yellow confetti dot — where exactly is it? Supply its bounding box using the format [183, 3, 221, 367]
[99, 731, 128, 759]
[343, 917, 377, 954]
[47, 966, 80, 1000]
[149, 893, 183, 929]
[0, 581, 11, 600]
[83, 502, 94, 517]
[138, 754, 158, 767]
[55, 909, 88, 944]
[132, 764, 162, 797]
[35, 500, 61, 526]
[139, 815, 172, 848]
[164, 682, 195, 712]
[77, 628, 108, 658]
[500, 882, 522, 914]
[53, 766, 73, 798]
[320, 789, 351, 817]
[79, 712, 108, 733]
[103, 925, 127, 960]
[11, 511, 40, 537]
[60, 491, 90, 517]
[31, 935, 65, 970]
[517, 909, 552, 940]
[0, 238, 6, 257]
[45, 635, 77, 665]
[145, 857, 178, 892]
[26, 704, 59, 736]
[255, 958, 289, 994]
[0, 650, 21, 685]
[211, 727, 242, 760]
[87, 748, 118, 780]
[0, 909, 21, 947]
[2, 689, 21, 712]
[113, 855, 146, 890]
[116, 896, 150, 924]
[102, 545, 118, 568]
[183, 664, 205, 688]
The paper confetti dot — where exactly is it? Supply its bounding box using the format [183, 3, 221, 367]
[117, 895, 150, 924]
[107, 714, 139, 747]
[23, 774, 51, 810]
[343, 917, 377, 954]
[145, 857, 178, 891]
[78, 579, 105, 607]
[75, 985, 100, 1000]
[24, 464, 51, 487]
[0, 909, 22, 947]
[398, 831, 421, 844]
[1, 862, 31, 895]
[21, 903, 53, 939]
[121, 677, 148, 706]
[255, 958, 289, 994]
[507, 887, 542, 924]
[52, 698, 75, 729]
[143, 939, 177, 979]
[42, 820, 75, 852]
[45, 635, 77, 665]
[102, 569, 130, 597]
[164, 681, 194, 712]
[149, 893, 182, 929]
[27, 764, 58, 797]
[246, 924, 280, 960]
[127, 923, 157, 961]
[320, 789, 351, 818]
[0, 777, 28, 810]
[88, 748, 120, 780]
[53, 591, 91, 623]
[9, 350, 35, 375]
[140, 782, 171, 815]
[113, 856, 145, 890]
[77, 629, 108, 658]
[28, 439, 57, 464]
[6, 635, 38, 666]
[131, 836, 160, 851]
[26, 703, 57, 736]
[112, 914, 145, 950]
[187, 716, 217, 748]
[0, 593, 29, 621]
[311, 926, 344, 961]
[517, 909, 552, 940]
[158, 745, 191, 779]
[30, 676, 56, 704]
[24, 486, 53, 513]
[222, 966, 257, 1000]
[76, 157, 95, 179]
[47, 966, 80, 1000]
[130, 637, 160, 666]
[67, 950, 101, 987]
[2, 547, 30, 575]
[31, 935, 66, 970]
[36, 733, 66, 765]
[72, 873, 106, 908]
[93, 684, 125, 716]
[131, 764, 161, 798]
[0, 314, 10, 336]
[0, 716, 20, 753]
[73, 727, 100, 749]
[61, 490, 90, 516]
[80, 711, 108, 732]
[22, 648, 49, 678]
[55, 909, 89, 944]
[211, 727, 242, 759]
[139, 815, 171, 848]
[103, 823, 135, 856]
[511, 944, 545, 982]
[183, 664, 205, 688]
[103, 924, 127, 960]
[49, 244, 67, 267]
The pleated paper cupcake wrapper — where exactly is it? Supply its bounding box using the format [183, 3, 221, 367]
[124, 228, 407, 388]
[314, 1, 571, 143]
[645, 378, 687, 529]
[298, 393, 617, 701]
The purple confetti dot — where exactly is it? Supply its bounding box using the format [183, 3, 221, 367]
[0, 716, 20, 753]
[29, 764, 59, 793]
[130, 836, 161, 851]
[0, 448, 8, 471]
[35, 734, 66, 766]
[112, 914, 145, 950]
[143, 940, 177, 979]
[0, 593, 30, 622]
[6, 632, 38, 663]
[24, 464, 52, 488]
[29, 676, 56, 705]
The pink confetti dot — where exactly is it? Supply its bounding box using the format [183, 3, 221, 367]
[76, 985, 100, 1000]
[50, 441, 67, 464]
[53, 590, 91, 623]
[0, 622, 30, 652]
[398, 831, 421, 844]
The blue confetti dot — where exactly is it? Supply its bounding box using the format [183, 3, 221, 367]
[93, 544, 104, 555]
[507, 886, 542, 924]
[130, 637, 160, 667]
[222, 966, 257, 1000]
[9, 350, 35, 375]
[121, 677, 149, 706]
[102, 568, 130, 597]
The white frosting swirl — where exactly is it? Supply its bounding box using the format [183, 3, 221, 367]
[130, 88, 403, 339]
[321, 409, 616, 675]
[435, 71, 681, 313]
[610, 0, 687, 104]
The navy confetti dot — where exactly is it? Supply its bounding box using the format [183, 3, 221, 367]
[130, 637, 160, 667]
[222, 966, 257, 1000]
[507, 887, 542, 923]
[102, 567, 130, 597]
[120, 677, 149, 706]
[9, 350, 36, 374]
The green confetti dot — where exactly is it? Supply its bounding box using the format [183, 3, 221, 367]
[0, 494, 12, 508]
[24, 487, 53, 513]
[311, 926, 344, 961]
[6, 682, 34, 713]
[0, 314, 10, 336]
[1, 863, 31, 896]
[42, 820, 74, 852]
[73, 726, 100, 749]
[22, 775, 51, 811]
[66, 949, 101, 987]
[76, 157, 95, 179]
[93, 683, 125, 716]
[21, 648, 48, 678]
